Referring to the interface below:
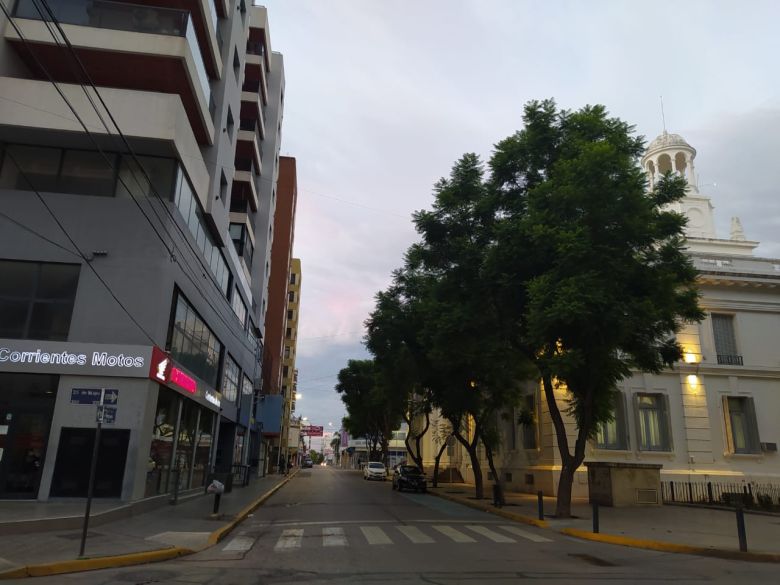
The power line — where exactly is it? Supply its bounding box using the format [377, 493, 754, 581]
[0, 210, 81, 258]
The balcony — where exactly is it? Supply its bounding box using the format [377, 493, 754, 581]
[233, 157, 258, 212]
[237, 117, 263, 173]
[717, 354, 744, 366]
[9, 0, 214, 144]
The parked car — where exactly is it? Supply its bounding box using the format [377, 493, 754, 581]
[302, 458, 313, 468]
[392, 464, 427, 493]
[363, 461, 387, 481]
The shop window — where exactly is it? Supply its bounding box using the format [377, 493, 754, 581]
[635, 393, 672, 451]
[192, 408, 215, 488]
[168, 292, 223, 388]
[145, 388, 179, 497]
[723, 396, 761, 454]
[0, 260, 80, 341]
[596, 393, 629, 450]
[222, 354, 240, 403]
[51, 428, 130, 497]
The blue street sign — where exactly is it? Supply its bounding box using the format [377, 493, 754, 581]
[71, 388, 119, 405]
[96, 405, 117, 424]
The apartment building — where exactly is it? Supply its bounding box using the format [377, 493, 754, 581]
[422, 131, 780, 497]
[280, 257, 301, 464]
[0, 1, 286, 502]
[262, 156, 297, 471]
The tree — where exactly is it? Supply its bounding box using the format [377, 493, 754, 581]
[329, 435, 341, 464]
[336, 359, 404, 466]
[430, 419, 452, 488]
[488, 100, 704, 516]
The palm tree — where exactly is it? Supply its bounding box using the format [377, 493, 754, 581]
[330, 435, 341, 464]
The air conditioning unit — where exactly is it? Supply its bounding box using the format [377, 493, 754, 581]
[760, 442, 778, 453]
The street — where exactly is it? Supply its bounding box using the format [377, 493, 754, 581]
[19, 467, 780, 585]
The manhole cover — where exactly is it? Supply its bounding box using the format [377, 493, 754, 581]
[568, 553, 617, 567]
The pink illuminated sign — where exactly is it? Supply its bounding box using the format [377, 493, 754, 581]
[170, 367, 196, 394]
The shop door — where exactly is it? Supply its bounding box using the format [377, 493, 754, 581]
[0, 373, 57, 499]
[50, 428, 130, 498]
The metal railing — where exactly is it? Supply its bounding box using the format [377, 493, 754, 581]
[661, 480, 780, 509]
[717, 354, 744, 365]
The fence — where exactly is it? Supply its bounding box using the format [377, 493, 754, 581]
[661, 480, 780, 509]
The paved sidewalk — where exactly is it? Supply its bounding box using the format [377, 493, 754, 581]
[0, 472, 292, 574]
[430, 483, 780, 555]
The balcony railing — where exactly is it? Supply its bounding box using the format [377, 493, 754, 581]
[14, 0, 211, 105]
[246, 39, 265, 58]
[717, 354, 744, 366]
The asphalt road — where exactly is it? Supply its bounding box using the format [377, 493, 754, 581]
[24, 467, 780, 584]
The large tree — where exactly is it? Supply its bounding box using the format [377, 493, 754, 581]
[488, 100, 704, 516]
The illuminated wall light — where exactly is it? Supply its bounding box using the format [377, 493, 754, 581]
[684, 352, 698, 364]
[686, 374, 699, 389]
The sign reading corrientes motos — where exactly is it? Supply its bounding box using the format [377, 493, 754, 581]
[0, 339, 153, 377]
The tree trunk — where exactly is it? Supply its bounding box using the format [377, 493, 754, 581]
[454, 429, 483, 499]
[541, 371, 574, 518]
[484, 442, 504, 506]
[431, 439, 448, 488]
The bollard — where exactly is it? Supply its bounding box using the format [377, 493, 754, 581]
[592, 502, 600, 534]
[670, 481, 676, 502]
[212, 492, 222, 515]
[707, 482, 714, 504]
[736, 506, 747, 552]
[537, 491, 544, 521]
[169, 469, 180, 505]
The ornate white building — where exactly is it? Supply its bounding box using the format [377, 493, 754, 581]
[421, 131, 780, 498]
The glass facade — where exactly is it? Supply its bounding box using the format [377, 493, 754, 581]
[169, 292, 223, 389]
[0, 260, 80, 341]
[221, 354, 240, 403]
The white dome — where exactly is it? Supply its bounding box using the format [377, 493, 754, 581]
[646, 130, 695, 155]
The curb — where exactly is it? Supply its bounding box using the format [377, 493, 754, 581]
[0, 547, 191, 580]
[0, 472, 298, 580]
[429, 489, 549, 528]
[559, 527, 780, 563]
[207, 469, 298, 546]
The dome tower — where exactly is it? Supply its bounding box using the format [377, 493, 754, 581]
[641, 130, 699, 193]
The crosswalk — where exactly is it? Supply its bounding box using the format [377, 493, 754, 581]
[248, 523, 553, 553]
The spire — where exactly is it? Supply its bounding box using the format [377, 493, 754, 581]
[730, 217, 746, 241]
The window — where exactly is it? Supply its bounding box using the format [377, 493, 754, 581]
[521, 393, 538, 449]
[596, 393, 629, 450]
[219, 171, 228, 203]
[241, 374, 253, 396]
[287, 310, 293, 320]
[290, 273, 296, 285]
[282, 365, 289, 378]
[116, 155, 177, 199]
[168, 292, 223, 388]
[286, 327, 291, 339]
[229, 223, 254, 269]
[59, 150, 116, 195]
[635, 393, 672, 451]
[221, 354, 240, 403]
[226, 107, 234, 140]
[712, 314, 742, 365]
[284, 346, 290, 359]
[231, 287, 247, 328]
[0, 261, 80, 341]
[288, 291, 295, 303]
[233, 47, 241, 83]
[723, 396, 760, 454]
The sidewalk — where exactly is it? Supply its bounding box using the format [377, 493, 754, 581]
[429, 483, 780, 556]
[0, 471, 294, 577]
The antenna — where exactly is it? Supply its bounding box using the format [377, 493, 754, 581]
[660, 95, 667, 132]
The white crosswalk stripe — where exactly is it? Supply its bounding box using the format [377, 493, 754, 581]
[361, 526, 393, 545]
[222, 535, 255, 552]
[396, 525, 434, 544]
[499, 525, 553, 543]
[432, 525, 475, 543]
[465, 525, 515, 543]
[322, 526, 348, 547]
[274, 528, 303, 551]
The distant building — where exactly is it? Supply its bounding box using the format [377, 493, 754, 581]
[422, 131, 780, 498]
[0, 3, 286, 501]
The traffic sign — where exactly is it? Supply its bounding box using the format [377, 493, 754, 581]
[71, 388, 119, 405]
[96, 405, 117, 424]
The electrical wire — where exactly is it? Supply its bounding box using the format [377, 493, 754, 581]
[0, 209, 81, 258]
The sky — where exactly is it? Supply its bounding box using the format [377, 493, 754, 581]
[259, 0, 780, 439]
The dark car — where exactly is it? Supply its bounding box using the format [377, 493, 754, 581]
[392, 465, 427, 493]
[302, 458, 313, 468]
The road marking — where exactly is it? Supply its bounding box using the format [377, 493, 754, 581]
[222, 535, 255, 552]
[465, 525, 516, 543]
[274, 529, 303, 551]
[360, 526, 393, 545]
[323, 526, 347, 547]
[499, 525, 553, 543]
[396, 525, 434, 544]
[432, 525, 475, 543]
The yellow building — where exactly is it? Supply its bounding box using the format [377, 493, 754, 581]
[281, 258, 302, 464]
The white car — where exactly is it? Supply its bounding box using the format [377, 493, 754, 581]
[363, 461, 387, 481]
